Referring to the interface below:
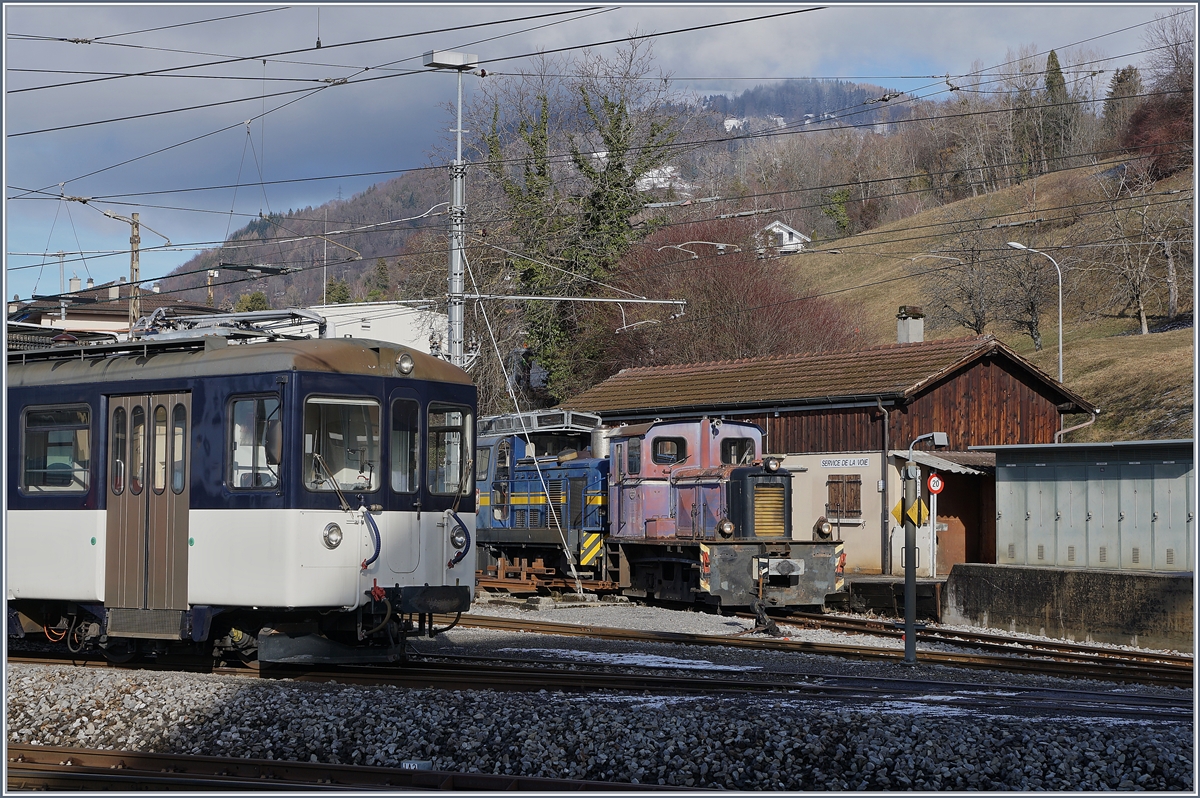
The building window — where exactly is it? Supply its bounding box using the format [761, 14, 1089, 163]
[231, 396, 282, 490]
[304, 396, 379, 492]
[652, 437, 687, 465]
[627, 438, 641, 474]
[21, 405, 91, 493]
[826, 474, 862, 518]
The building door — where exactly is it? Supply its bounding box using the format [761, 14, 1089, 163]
[105, 394, 191, 618]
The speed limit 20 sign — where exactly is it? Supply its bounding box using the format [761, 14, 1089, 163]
[927, 473, 945, 494]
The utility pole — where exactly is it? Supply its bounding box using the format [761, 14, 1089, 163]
[129, 212, 141, 329]
[425, 49, 477, 368]
[207, 270, 218, 307]
[102, 210, 171, 334]
[323, 207, 328, 305]
[57, 251, 66, 294]
[902, 431, 947, 664]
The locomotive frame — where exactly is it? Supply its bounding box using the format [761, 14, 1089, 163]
[7, 312, 477, 663]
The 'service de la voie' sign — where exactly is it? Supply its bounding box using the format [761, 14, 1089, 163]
[820, 457, 870, 468]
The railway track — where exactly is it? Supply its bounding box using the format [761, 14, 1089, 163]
[6, 744, 677, 791]
[435, 613, 1194, 687]
[776, 611, 1195, 668]
[8, 650, 1189, 723]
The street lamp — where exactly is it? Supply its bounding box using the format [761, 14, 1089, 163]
[425, 49, 478, 368]
[902, 430, 947, 665]
[1007, 242, 1063, 383]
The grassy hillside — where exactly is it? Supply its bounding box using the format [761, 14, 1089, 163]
[786, 163, 1194, 441]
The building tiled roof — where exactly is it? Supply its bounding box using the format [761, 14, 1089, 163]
[12, 280, 213, 321]
[562, 335, 1096, 415]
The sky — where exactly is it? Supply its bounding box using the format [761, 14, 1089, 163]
[3, 3, 1179, 304]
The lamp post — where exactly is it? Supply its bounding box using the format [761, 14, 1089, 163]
[1007, 242, 1063, 383]
[425, 49, 478, 368]
[902, 430, 947, 664]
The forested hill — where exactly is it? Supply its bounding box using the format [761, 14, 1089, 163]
[704, 79, 899, 122]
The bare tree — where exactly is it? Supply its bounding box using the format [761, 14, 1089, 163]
[918, 208, 1004, 334]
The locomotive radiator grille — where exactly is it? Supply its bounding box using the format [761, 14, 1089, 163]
[754, 484, 787, 537]
[546, 479, 564, 527]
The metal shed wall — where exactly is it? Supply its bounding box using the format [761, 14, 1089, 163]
[987, 442, 1194, 572]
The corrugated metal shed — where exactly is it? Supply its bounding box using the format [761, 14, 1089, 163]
[972, 440, 1195, 572]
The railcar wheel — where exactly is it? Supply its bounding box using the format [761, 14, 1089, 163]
[102, 640, 137, 664]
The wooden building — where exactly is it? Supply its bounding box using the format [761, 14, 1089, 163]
[563, 335, 1098, 575]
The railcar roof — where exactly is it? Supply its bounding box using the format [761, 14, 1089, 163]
[6, 336, 472, 387]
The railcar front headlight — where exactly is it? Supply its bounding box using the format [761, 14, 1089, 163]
[764, 457, 781, 472]
[396, 352, 415, 375]
[718, 518, 735, 538]
[450, 524, 468, 549]
[322, 522, 343, 549]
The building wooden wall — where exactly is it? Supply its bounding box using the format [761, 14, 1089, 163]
[752, 357, 1064, 454]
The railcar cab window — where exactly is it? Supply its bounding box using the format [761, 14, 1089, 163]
[475, 446, 492, 483]
[652, 437, 687, 465]
[229, 396, 282, 490]
[21, 405, 91, 493]
[305, 397, 380, 492]
[390, 399, 419, 493]
[626, 437, 641, 474]
[428, 403, 472, 495]
[721, 438, 756, 465]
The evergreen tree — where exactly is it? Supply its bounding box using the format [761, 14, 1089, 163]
[1102, 66, 1143, 141]
[1042, 50, 1072, 168]
[367, 257, 391, 301]
[325, 279, 351, 304]
[232, 291, 269, 312]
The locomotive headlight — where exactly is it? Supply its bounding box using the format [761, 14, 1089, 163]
[322, 522, 344, 549]
[396, 352, 415, 375]
[764, 457, 781, 472]
[450, 524, 468, 549]
[718, 518, 735, 538]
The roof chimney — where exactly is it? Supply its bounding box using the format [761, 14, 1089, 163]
[86, 277, 94, 290]
[897, 305, 925, 344]
[151, 282, 161, 294]
[69, 275, 81, 293]
[109, 281, 121, 300]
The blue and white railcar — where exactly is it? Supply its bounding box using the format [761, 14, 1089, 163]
[7, 313, 476, 662]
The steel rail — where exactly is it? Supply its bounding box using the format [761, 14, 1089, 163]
[6, 744, 685, 792]
[436, 614, 1193, 687]
[778, 611, 1195, 666]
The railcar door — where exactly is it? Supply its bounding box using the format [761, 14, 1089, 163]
[105, 394, 191, 628]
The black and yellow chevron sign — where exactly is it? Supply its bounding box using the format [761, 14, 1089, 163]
[579, 533, 603, 566]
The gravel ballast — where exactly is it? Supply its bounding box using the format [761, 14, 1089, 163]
[7, 662, 1192, 791]
[7, 599, 1193, 790]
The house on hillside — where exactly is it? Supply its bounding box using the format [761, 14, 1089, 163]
[561, 329, 1097, 577]
[7, 277, 212, 338]
[760, 220, 811, 254]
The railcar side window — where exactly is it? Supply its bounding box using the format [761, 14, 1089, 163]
[152, 405, 168, 493]
[305, 396, 380, 492]
[652, 437, 687, 465]
[171, 404, 187, 494]
[229, 396, 282, 490]
[21, 405, 91, 493]
[110, 407, 126, 495]
[130, 406, 146, 495]
[390, 399, 418, 493]
[627, 438, 641, 474]
[428, 403, 472, 495]
[721, 438, 756, 465]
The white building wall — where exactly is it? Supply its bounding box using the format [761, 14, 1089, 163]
[311, 302, 447, 353]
